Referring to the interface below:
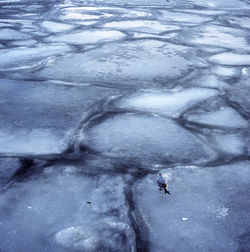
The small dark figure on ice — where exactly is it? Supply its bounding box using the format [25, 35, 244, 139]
[157, 173, 171, 195]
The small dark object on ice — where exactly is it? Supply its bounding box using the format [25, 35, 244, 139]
[86, 202, 91, 204]
[157, 173, 171, 195]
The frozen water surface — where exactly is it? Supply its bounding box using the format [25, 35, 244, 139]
[185, 107, 248, 129]
[0, 0, 249, 251]
[41, 21, 74, 33]
[0, 165, 135, 251]
[47, 30, 125, 44]
[104, 20, 180, 34]
[210, 52, 250, 66]
[0, 79, 116, 155]
[39, 40, 194, 85]
[0, 28, 30, 40]
[190, 25, 250, 51]
[133, 162, 250, 252]
[117, 88, 218, 117]
[81, 113, 216, 164]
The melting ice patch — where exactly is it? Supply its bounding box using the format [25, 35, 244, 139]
[117, 88, 218, 117]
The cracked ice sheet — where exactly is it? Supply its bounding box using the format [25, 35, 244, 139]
[81, 113, 216, 165]
[117, 88, 219, 117]
[0, 79, 116, 155]
[133, 161, 250, 252]
[0, 165, 135, 251]
[38, 40, 195, 86]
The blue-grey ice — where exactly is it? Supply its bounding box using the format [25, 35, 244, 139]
[0, 0, 249, 251]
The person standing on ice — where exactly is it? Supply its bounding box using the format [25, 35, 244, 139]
[157, 173, 171, 195]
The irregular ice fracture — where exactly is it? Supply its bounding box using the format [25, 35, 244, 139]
[0, 0, 249, 251]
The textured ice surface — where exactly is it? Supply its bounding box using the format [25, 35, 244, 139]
[47, 30, 125, 44]
[81, 113, 216, 164]
[104, 20, 180, 34]
[0, 28, 30, 40]
[41, 21, 73, 33]
[10, 39, 37, 47]
[212, 66, 240, 77]
[228, 78, 250, 116]
[159, 10, 212, 24]
[0, 44, 71, 69]
[210, 53, 250, 66]
[190, 75, 229, 90]
[0, 0, 249, 251]
[0, 79, 116, 155]
[228, 16, 250, 29]
[185, 107, 248, 129]
[39, 40, 194, 86]
[0, 158, 20, 186]
[117, 88, 218, 117]
[0, 165, 135, 251]
[133, 162, 250, 252]
[207, 132, 246, 156]
[190, 25, 250, 51]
